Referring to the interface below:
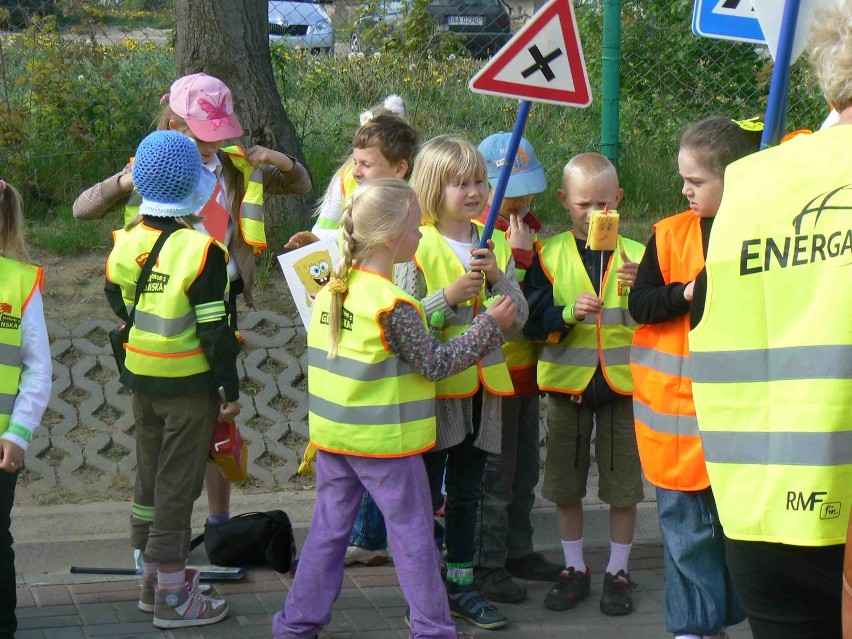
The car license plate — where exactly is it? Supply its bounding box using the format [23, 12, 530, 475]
[447, 15, 483, 26]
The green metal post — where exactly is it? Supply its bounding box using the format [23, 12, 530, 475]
[601, 0, 622, 167]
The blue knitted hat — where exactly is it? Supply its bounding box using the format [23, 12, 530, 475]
[132, 130, 216, 218]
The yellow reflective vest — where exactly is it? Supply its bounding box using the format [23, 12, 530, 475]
[537, 231, 644, 394]
[307, 266, 437, 457]
[689, 126, 852, 547]
[123, 147, 267, 255]
[414, 224, 514, 398]
[0, 257, 42, 439]
[107, 223, 226, 379]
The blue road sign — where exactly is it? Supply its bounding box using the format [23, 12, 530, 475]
[693, 0, 766, 44]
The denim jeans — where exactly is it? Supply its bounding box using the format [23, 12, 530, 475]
[349, 491, 387, 551]
[656, 486, 745, 636]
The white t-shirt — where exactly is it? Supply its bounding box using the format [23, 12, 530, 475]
[441, 234, 473, 271]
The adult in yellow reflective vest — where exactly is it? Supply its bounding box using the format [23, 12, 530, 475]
[690, 15, 852, 636]
[104, 131, 240, 630]
[399, 135, 528, 628]
[524, 153, 644, 616]
[0, 180, 52, 638]
[472, 132, 563, 604]
[629, 115, 761, 639]
[274, 178, 515, 639]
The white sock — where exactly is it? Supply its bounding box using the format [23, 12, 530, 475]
[606, 541, 632, 575]
[157, 569, 186, 593]
[560, 538, 586, 573]
[141, 560, 157, 585]
[675, 635, 702, 639]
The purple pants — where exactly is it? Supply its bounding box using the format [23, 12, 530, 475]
[272, 450, 456, 639]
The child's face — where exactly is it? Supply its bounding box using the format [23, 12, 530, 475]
[493, 194, 535, 220]
[393, 200, 424, 263]
[352, 146, 407, 184]
[678, 148, 723, 218]
[441, 174, 488, 223]
[171, 121, 220, 163]
[557, 173, 623, 241]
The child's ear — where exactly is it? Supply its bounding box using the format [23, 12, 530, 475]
[615, 187, 624, 207]
[168, 119, 179, 131]
[394, 159, 409, 179]
[556, 188, 568, 208]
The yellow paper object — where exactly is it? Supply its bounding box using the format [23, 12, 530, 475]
[586, 209, 619, 251]
[298, 442, 317, 476]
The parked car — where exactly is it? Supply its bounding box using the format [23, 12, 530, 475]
[268, 0, 335, 55]
[350, 0, 511, 58]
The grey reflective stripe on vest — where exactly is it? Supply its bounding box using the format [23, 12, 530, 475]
[631, 345, 690, 377]
[601, 345, 631, 366]
[701, 430, 852, 466]
[633, 399, 699, 436]
[309, 393, 434, 425]
[540, 346, 598, 368]
[444, 306, 475, 328]
[691, 345, 852, 383]
[0, 392, 16, 415]
[0, 343, 21, 368]
[308, 347, 415, 380]
[241, 201, 264, 222]
[481, 346, 505, 368]
[134, 308, 197, 338]
[601, 307, 638, 327]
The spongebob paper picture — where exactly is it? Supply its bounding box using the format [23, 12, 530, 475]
[278, 239, 342, 329]
[586, 209, 619, 251]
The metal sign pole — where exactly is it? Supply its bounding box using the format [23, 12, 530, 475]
[760, 0, 801, 149]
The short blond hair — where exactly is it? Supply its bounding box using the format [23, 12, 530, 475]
[561, 152, 619, 191]
[808, 0, 852, 111]
[410, 135, 487, 225]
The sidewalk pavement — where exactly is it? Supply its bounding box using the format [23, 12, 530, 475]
[14, 543, 753, 639]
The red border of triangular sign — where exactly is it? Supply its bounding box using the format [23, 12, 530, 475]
[469, 0, 591, 107]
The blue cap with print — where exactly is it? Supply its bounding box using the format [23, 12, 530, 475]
[478, 132, 546, 198]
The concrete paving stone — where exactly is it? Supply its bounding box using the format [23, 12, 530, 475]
[17, 604, 77, 618]
[43, 628, 86, 639]
[161, 629, 205, 639]
[347, 572, 401, 588]
[216, 593, 267, 616]
[83, 620, 162, 636]
[17, 615, 81, 630]
[114, 599, 153, 623]
[15, 630, 45, 639]
[235, 612, 275, 626]
[341, 607, 393, 632]
[30, 585, 73, 607]
[16, 586, 35, 608]
[363, 585, 406, 608]
[253, 590, 285, 614]
[76, 601, 121, 625]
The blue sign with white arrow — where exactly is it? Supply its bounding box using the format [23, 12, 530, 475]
[693, 0, 766, 44]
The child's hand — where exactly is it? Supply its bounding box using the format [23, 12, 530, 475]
[573, 292, 603, 320]
[444, 271, 485, 306]
[218, 400, 241, 423]
[616, 249, 638, 287]
[245, 145, 296, 172]
[507, 213, 534, 252]
[683, 280, 695, 302]
[0, 439, 24, 474]
[485, 295, 518, 330]
[470, 240, 501, 285]
[285, 231, 320, 249]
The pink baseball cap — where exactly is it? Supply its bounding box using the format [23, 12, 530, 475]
[166, 73, 243, 142]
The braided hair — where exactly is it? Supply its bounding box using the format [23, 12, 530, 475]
[326, 178, 417, 358]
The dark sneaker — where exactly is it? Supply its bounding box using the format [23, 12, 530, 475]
[543, 567, 591, 611]
[505, 551, 563, 582]
[474, 567, 527, 603]
[449, 589, 508, 629]
[600, 570, 635, 616]
[406, 604, 485, 636]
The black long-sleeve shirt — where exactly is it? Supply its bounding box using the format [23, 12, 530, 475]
[628, 216, 713, 326]
[105, 217, 241, 400]
[523, 235, 620, 408]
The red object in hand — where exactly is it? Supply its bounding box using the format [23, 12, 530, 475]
[210, 421, 247, 481]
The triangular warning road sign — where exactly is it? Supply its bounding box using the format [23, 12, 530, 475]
[469, 0, 591, 107]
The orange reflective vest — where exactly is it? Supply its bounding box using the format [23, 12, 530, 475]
[630, 210, 709, 490]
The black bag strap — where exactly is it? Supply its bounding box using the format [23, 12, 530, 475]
[126, 226, 176, 329]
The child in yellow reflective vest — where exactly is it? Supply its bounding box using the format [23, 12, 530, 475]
[0, 180, 52, 638]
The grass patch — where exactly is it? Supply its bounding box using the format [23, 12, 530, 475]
[26, 206, 115, 255]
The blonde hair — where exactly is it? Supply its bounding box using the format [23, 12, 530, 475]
[327, 178, 417, 358]
[409, 135, 487, 225]
[808, 0, 852, 112]
[154, 104, 186, 132]
[0, 182, 30, 263]
[561, 152, 619, 190]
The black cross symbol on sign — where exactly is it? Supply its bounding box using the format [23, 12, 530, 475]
[521, 45, 563, 82]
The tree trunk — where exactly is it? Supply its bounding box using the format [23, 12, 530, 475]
[173, 0, 314, 234]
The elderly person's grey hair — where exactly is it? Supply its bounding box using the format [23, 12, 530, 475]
[808, 0, 852, 112]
